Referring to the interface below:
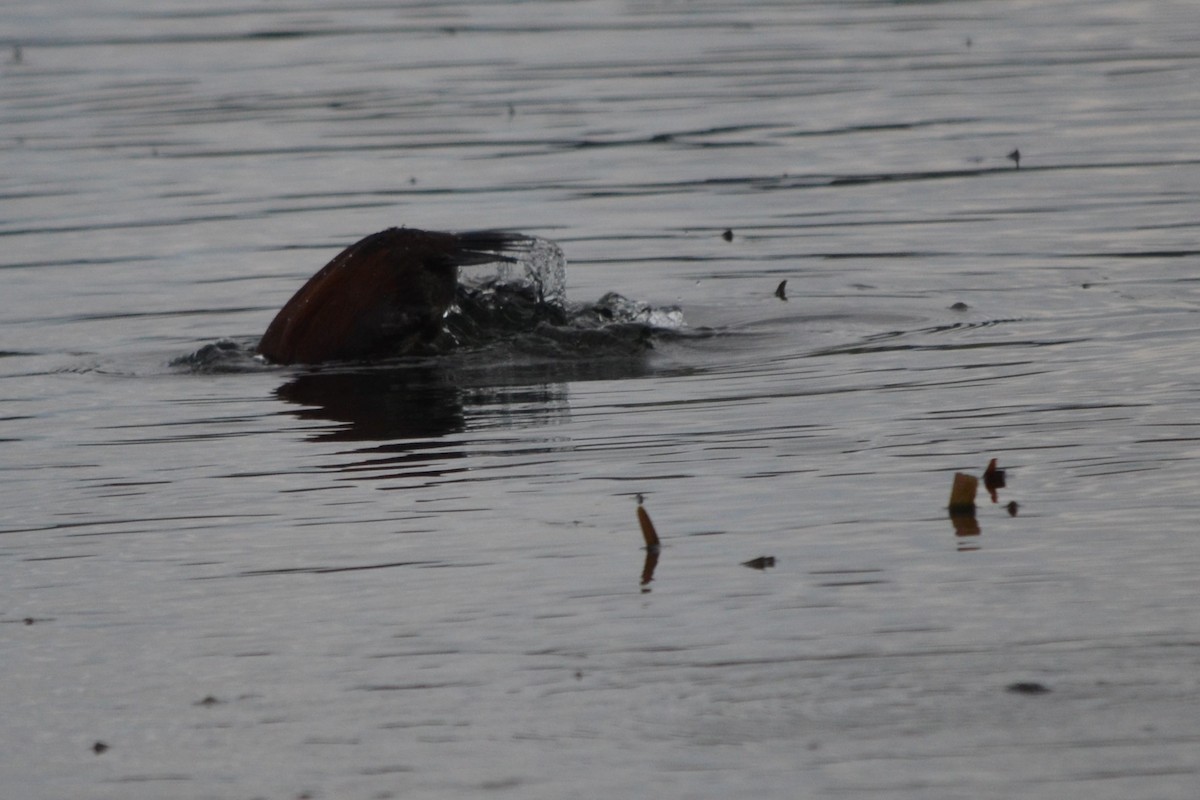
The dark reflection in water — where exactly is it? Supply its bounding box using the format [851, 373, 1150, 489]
[640, 548, 659, 593]
[270, 335, 676, 474]
[275, 367, 467, 442]
[270, 345, 664, 480]
[271, 343, 661, 445]
[270, 366, 472, 481]
[951, 509, 981, 551]
[273, 364, 562, 482]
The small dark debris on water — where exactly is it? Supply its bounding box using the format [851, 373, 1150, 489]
[1007, 148, 1021, 169]
[742, 556, 776, 570]
[949, 301, 969, 311]
[774, 280, 788, 301]
[1006, 681, 1049, 695]
[721, 228, 734, 242]
[92, 741, 109, 755]
[195, 695, 221, 707]
[1007, 501, 1020, 517]
[983, 457, 1006, 503]
[24, 617, 35, 625]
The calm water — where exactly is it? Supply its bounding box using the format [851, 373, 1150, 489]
[4, 1, 1200, 797]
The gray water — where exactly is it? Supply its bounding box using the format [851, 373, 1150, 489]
[4, 1, 1200, 798]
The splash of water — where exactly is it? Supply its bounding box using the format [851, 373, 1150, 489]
[524, 237, 568, 307]
[588, 292, 685, 330]
[488, 236, 567, 308]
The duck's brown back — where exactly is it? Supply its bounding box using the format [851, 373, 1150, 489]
[258, 227, 529, 364]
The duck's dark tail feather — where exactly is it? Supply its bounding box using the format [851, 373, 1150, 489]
[452, 230, 536, 266]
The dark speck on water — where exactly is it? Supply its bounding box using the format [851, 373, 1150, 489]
[3, 0, 1200, 797]
[1007, 682, 1051, 695]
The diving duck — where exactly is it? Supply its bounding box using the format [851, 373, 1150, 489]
[258, 227, 532, 364]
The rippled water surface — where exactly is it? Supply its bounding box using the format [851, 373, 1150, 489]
[4, 1, 1200, 797]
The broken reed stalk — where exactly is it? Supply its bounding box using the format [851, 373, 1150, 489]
[637, 505, 661, 552]
[948, 472, 978, 514]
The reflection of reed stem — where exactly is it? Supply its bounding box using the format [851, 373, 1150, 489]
[640, 549, 659, 589]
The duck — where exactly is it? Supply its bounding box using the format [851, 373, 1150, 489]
[257, 227, 532, 364]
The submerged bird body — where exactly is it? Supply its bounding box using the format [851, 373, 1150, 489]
[258, 227, 530, 364]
